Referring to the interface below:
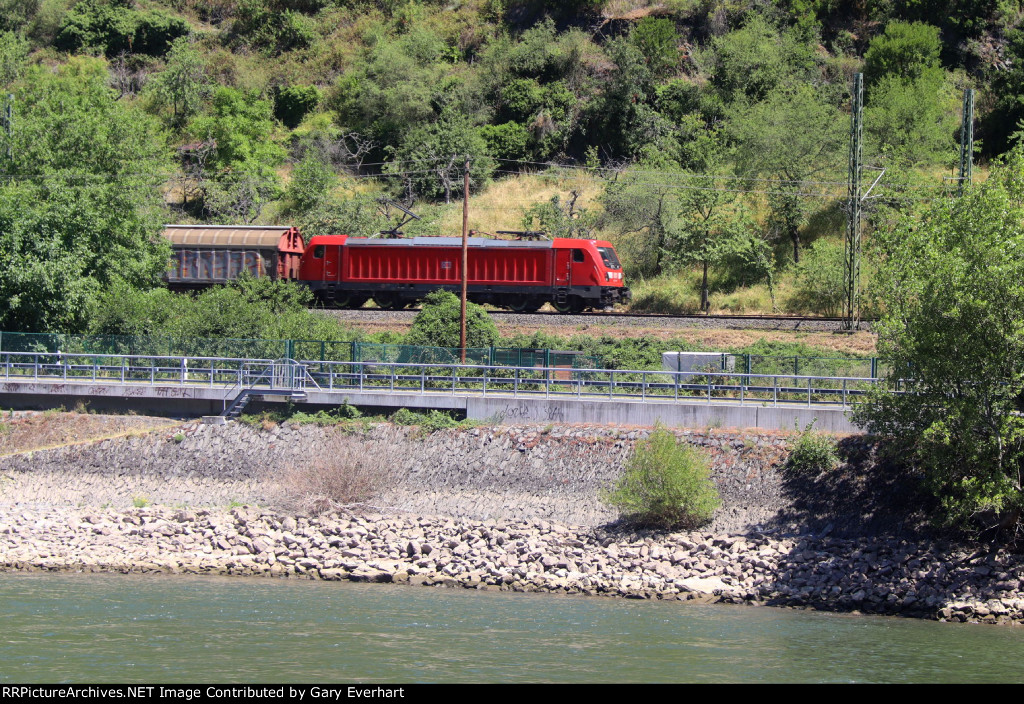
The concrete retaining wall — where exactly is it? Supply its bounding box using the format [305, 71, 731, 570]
[0, 378, 861, 433]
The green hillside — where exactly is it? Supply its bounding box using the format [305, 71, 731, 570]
[1, 0, 1021, 329]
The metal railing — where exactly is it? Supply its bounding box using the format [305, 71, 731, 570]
[0, 351, 880, 408]
[301, 360, 876, 407]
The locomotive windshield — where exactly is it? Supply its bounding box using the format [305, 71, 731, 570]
[597, 247, 621, 270]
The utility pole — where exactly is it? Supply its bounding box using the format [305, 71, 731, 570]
[958, 88, 975, 195]
[460, 157, 469, 363]
[844, 73, 864, 332]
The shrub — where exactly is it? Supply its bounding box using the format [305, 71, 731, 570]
[406, 290, 498, 349]
[274, 84, 321, 128]
[281, 432, 398, 514]
[389, 408, 463, 436]
[602, 426, 719, 529]
[787, 239, 845, 317]
[787, 421, 839, 473]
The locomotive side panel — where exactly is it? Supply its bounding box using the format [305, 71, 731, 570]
[343, 243, 553, 286]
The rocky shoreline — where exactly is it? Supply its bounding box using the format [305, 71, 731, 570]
[0, 416, 1019, 625]
[1, 503, 1020, 624]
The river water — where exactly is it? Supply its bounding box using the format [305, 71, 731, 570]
[1, 572, 1021, 683]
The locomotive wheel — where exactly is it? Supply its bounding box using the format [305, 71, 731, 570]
[339, 295, 368, 309]
[552, 298, 585, 313]
[372, 294, 406, 310]
[508, 296, 542, 313]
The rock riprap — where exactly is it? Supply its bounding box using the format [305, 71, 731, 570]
[0, 504, 1019, 624]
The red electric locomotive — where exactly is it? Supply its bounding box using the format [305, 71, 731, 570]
[298, 234, 631, 312]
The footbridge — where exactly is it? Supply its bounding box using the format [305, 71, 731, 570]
[0, 352, 876, 433]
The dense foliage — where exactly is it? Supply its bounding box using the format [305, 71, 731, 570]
[854, 146, 1024, 533]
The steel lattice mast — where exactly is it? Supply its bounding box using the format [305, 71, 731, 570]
[958, 88, 975, 195]
[844, 73, 864, 331]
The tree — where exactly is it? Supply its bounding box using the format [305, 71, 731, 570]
[730, 84, 846, 263]
[148, 36, 210, 128]
[286, 149, 337, 214]
[385, 108, 494, 203]
[601, 425, 719, 529]
[863, 22, 957, 166]
[0, 30, 28, 87]
[660, 132, 751, 312]
[788, 238, 845, 316]
[56, 0, 188, 57]
[664, 181, 750, 313]
[863, 21, 943, 86]
[601, 161, 679, 277]
[852, 146, 1024, 533]
[521, 191, 597, 239]
[630, 17, 679, 79]
[706, 15, 817, 105]
[406, 290, 498, 349]
[273, 84, 321, 129]
[0, 57, 172, 333]
[190, 87, 285, 221]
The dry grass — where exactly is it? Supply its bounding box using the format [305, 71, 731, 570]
[280, 430, 402, 514]
[0, 411, 179, 457]
[600, 0, 668, 19]
[436, 170, 606, 236]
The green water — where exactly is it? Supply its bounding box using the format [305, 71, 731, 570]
[0, 572, 1020, 683]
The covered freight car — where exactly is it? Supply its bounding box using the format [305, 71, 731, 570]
[299, 235, 630, 312]
[162, 224, 304, 290]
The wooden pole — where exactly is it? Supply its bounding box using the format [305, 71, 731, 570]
[460, 158, 469, 363]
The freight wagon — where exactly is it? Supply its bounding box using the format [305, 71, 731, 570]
[299, 235, 630, 312]
[163, 225, 305, 291]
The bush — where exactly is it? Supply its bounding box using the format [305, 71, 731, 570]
[389, 408, 464, 435]
[602, 426, 719, 529]
[406, 290, 498, 349]
[787, 239, 845, 317]
[787, 421, 839, 473]
[281, 432, 398, 514]
[274, 84, 321, 128]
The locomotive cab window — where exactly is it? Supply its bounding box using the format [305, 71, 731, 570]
[597, 247, 621, 269]
[572, 249, 585, 263]
[313, 245, 325, 258]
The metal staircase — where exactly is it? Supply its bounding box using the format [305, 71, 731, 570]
[220, 359, 317, 418]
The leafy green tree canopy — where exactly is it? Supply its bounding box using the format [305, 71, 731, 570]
[729, 84, 846, 263]
[148, 35, 210, 128]
[863, 21, 942, 86]
[286, 149, 337, 214]
[386, 108, 494, 202]
[191, 86, 285, 222]
[57, 0, 188, 57]
[707, 15, 817, 104]
[0, 57, 172, 333]
[630, 17, 679, 79]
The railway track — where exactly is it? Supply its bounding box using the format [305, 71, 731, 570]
[321, 308, 873, 332]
